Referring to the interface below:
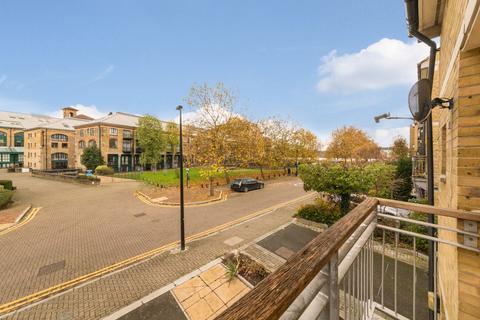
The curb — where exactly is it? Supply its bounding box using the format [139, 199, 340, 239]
[14, 205, 32, 224]
[135, 190, 227, 207]
[0, 207, 40, 237]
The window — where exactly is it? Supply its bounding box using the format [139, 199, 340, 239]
[0, 154, 10, 162]
[62, 143, 68, 148]
[18, 154, 23, 162]
[80, 129, 84, 137]
[88, 140, 96, 147]
[51, 142, 58, 148]
[51, 134, 68, 142]
[14, 132, 24, 147]
[123, 130, 132, 138]
[122, 140, 132, 152]
[109, 128, 118, 136]
[109, 138, 118, 149]
[0, 131, 6, 146]
[52, 153, 68, 161]
[78, 141, 85, 149]
[87, 128, 96, 136]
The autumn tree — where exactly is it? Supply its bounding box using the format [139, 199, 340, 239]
[164, 122, 179, 155]
[391, 137, 410, 160]
[186, 82, 236, 195]
[326, 126, 380, 162]
[137, 115, 165, 171]
[292, 128, 320, 163]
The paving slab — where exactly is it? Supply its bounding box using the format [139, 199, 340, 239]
[118, 292, 186, 320]
[257, 223, 319, 256]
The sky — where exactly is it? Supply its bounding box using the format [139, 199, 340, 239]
[0, 1, 429, 147]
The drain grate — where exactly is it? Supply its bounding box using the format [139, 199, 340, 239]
[37, 260, 66, 276]
[134, 212, 146, 218]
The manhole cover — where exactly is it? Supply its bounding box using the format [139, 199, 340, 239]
[38, 260, 66, 276]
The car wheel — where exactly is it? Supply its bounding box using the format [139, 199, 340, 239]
[243, 187, 248, 192]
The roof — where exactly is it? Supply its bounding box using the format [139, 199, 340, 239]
[34, 118, 90, 131]
[0, 110, 58, 129]
[0, 110, 90, 131]
[74, 112, 140, 128]
[74, 114, 94, 120]
[62, 106, 79, 111]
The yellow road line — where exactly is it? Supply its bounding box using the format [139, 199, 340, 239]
[0, 193, 314, 315]
[0, 207, 41, 236]
[134, 191, 227, 208]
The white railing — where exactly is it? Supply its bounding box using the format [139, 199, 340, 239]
[217, 198, 480, 320]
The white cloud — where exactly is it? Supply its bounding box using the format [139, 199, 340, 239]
[0, 75, 7, 86]
[49, 104, 107, 119]
[90, 65, 115, 83]
[371, 126, 410, 147]
[316, 38, 429, 94]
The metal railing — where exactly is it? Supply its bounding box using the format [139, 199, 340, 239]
[412, 155, 426, 178]
[217, 198, 480, 320]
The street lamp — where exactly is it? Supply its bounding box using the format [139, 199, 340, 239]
[176, 105, 185, 251]
[374, 112, 414, 123]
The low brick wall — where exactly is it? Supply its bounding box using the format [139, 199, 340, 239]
[31, 171, 100, 186]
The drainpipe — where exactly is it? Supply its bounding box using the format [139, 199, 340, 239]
[405, 0, 436, 318]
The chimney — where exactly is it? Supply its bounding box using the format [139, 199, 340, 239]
[62, 106, 79, 118]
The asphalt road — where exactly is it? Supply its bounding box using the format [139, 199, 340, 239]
[0, 173, 309, 305]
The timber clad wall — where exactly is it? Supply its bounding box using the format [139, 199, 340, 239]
[432, 1, 480, 319]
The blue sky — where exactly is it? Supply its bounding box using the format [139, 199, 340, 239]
[0, 1, 429, 146]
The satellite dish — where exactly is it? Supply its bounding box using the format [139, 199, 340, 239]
[408, 79, 431, 122]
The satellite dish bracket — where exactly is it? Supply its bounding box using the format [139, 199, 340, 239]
[431, 97, 453, 110]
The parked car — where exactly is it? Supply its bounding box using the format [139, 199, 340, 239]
[230, 178, 264, 192]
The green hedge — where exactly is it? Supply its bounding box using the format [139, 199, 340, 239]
[95, 165, 114, 176]
[297, 198, 342, 226]
[0, 190, 13, 209]
[0, 180, 13, 190]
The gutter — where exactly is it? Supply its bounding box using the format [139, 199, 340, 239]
[404, 1, 437, 318]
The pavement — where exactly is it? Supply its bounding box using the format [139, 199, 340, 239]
[0, 173, 312, 319]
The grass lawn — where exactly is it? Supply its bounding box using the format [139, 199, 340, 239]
[114, 167, 285, 187]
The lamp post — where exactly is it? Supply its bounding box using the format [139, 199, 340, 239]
[373, 112, 414, 123]
[176, 105, 185, 251]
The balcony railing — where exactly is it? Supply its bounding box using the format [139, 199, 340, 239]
[412, 155, 426, 179]
[216, 197, 480, 320]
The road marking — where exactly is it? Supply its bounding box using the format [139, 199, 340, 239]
[135, 190, 227, 208]
[0, 193, 314, 315]
[0, 207, 41, 236]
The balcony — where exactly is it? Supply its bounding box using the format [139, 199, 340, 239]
[412, 155, 426, 179]
[216, 198, 480, 320]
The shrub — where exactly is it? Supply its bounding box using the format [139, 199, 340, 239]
[95, 165, 114, 176]
[81, 146, 104, 170]
[0, 190, 13, 209]
[297, 198, 342, 226]
[0, 180, 13, 190]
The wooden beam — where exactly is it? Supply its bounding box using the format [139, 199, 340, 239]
[215, 197, 378, 320]
[377, 198, 480, 222]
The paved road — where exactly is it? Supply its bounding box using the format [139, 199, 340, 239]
[0, 173, 308, 305]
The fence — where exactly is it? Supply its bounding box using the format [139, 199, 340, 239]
[216, 197, 480, 320]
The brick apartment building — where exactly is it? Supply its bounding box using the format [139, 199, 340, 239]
[0, 107, 181, 172]
[408, 0, 480, 318]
